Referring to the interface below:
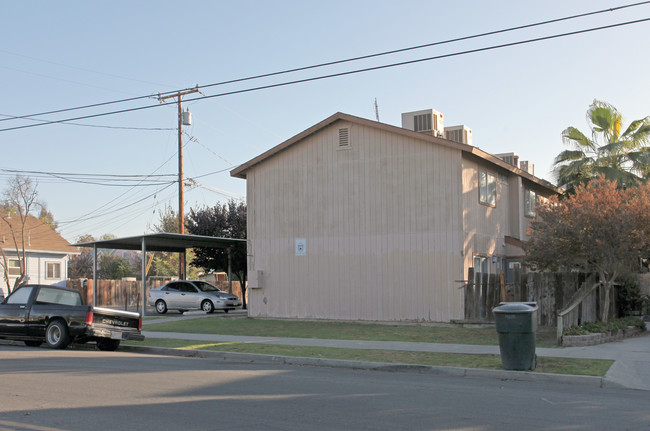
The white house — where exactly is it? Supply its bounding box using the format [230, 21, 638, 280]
[0, 215, 77, 296]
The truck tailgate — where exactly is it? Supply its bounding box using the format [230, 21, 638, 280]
[91, 307, 144, 341]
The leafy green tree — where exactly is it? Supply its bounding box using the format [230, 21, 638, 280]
[525, 176, 650, 322]
[186, 200, 247, 308]
[38, 204, 58, 232]
[152, 203, 180, 234]
[98, 253, 134, 280]
[144, 203, 198, 278]
[554, 100, 650, 192]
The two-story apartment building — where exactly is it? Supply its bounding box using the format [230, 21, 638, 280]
[231, 110, 559, 322]
[0, 215, 77, 296]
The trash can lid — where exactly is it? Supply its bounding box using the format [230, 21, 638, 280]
[493, 302, 538, 313]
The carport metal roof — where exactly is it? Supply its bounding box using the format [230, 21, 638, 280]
[71, 233, 246, 316]
[73, 232, 245, 252]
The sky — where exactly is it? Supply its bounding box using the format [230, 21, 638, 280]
[2, 0, 650, 243]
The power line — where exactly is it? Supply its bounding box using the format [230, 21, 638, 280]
[0, 168, 175, 179]
[2, 16, 649, 133]
[0, 114, 174, 131]
[2, 2, 648, 126]
[196, 1, 650, 91]
[52, 137, 193, 235]
[0, 87, 195, 124]
[57, 182, 176, 226]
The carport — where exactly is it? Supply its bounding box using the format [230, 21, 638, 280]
[72, 233, 246, 316]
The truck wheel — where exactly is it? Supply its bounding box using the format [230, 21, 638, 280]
[155, 300, 168, 314]
[201, 300, 215, 314]
[45, 320, 70, 349]
[97, 338, 121, 351]
[24, 340, 42, 347]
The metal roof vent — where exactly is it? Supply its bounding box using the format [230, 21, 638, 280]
[338, 127, 350, 147]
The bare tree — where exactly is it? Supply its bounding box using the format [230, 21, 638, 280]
[0, 175, 40, 293]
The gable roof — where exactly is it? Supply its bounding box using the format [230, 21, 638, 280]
[0, 215, 76, 254]
[230, 112, 561, 194]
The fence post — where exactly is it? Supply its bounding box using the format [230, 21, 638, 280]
[556, 311, 563, 345]
[464, 267, 475, 321]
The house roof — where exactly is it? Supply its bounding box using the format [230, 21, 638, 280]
[72, 232, 245, 253]
[230, 112, 561, 194]
[0, 215, 76, 254]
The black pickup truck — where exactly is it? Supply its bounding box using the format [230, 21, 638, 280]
[0, 284, 144, 351]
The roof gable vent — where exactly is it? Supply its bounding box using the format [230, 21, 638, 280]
[338, 127, 350, 148]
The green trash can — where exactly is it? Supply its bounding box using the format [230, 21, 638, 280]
[492, 302, 538, 371]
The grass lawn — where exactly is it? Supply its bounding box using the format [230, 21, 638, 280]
[125, 337, 613, 377]
[134, 316, 615, 376]
[143, 316, 559, 348]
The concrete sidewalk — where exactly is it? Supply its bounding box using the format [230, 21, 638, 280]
[140, 327, 650, 391]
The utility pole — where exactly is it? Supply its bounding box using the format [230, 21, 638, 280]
[158, 85, 199, 279]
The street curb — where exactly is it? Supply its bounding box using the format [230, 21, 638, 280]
[120, 345, 620, 389]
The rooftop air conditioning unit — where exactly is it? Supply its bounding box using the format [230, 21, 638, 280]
[401, 109, 444, 137]
[519, 161, 535, 175]
[444, 125, 473, 145]
[495, 152, 520, 168]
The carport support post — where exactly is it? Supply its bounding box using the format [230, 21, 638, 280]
[92, 244, 98, 307]
[141, 238, 147, 317]
[228, 246, 232, 294]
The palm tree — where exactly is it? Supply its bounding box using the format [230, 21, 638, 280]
[554, 100, 650, 192]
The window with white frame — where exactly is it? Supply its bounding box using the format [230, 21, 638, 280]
[479, 169, 497, 206]
[473, 255, 491, 287]
[8, 259, 21, 276]
[473, 256, 490, 275]
[524, 188, 537, 217]
[46, 262, 61, 279]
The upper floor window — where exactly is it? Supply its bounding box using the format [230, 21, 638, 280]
[524, 189, 537, 217]
[479, 170, 497, 206]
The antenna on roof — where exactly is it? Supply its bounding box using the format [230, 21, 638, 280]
[374, 98, 380, 122]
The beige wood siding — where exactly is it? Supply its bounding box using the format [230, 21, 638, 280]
[246, 121, 465, 322]
[461, 156, 512, 271]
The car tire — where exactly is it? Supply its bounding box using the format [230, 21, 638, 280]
[201, 300, 215, 314]
[45, 320, 70, 349]
[155, 300, 168, 314]
[24, 340, 42, 347]
[97, 338, 121, 351]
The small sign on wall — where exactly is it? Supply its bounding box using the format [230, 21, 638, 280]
[295, 238, 306, 256]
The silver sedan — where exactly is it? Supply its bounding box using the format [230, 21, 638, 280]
[147, 280, 242, 314]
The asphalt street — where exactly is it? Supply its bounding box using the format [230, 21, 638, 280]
[0, 345, 648, 431]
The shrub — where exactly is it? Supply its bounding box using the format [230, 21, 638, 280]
[562, 317, 646, 336]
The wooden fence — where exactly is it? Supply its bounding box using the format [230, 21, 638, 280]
[66, 277, 245, 313]
[463, 269, 603, 328]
